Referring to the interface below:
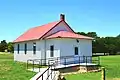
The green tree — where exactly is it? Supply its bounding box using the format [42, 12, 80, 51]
[7, 42, 14, 53]
[0, 40, 7, 52]
[87, 32, 97, 38]
[76, 32, 87, 36]
[116, 34, 120, 37]
[105, 44, 116, 54]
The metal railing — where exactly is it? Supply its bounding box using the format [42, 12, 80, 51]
[27, 56, 100, 80]
[36, 62, 57, 80]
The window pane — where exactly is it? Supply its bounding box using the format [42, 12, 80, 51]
[33, 43, 36, 54]
[25, 43, 27, 54]
[50, 45, 54, 57]
[17, 44, 19, 54]
[75, 47, 78, 55]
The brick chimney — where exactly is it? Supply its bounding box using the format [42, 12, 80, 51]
[60, 14, 65, 21]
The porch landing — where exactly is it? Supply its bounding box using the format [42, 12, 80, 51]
[28, 63, 97, 72]
[54, 63, 97, 69]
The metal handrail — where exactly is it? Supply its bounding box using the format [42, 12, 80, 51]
[27, 56, 100, 68]
[36, 61, 57, 80]
[27, 56, 100, 80]
[36, 67, 50, 80]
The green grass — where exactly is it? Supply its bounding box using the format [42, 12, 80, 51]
[1, 53, 120, 80]
[65, 55, 120, 80]
[0, 53, 36, 80]
[101, 55, 120, 80]
[65, 72, 101, 80]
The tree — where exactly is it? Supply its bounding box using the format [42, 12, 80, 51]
[87, 32, 97, 38]
[7, 42, 14, 53]
[93, 37, 107, 53]
[117, 34, 120, 37]
[76, 32, 87, 36]
[0, 40, 7, 52]
[105, 44, 116, 54]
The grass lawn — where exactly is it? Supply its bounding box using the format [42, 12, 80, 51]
[65, 72, 101, 80]
[0, 53, 36, 80]
[1, 53, 120, 80]
[65, 55, 120, 80]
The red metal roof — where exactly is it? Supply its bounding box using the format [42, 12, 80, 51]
[14, 15, 93, 43]
[45, 31, 93, 40]
[13, 21, 61, 42]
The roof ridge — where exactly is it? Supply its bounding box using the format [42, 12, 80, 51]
[30, 20, 60, 29]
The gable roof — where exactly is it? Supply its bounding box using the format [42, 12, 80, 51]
[45, 31, 93, 40]
[13, 20, 75, 43]
[13, 14, 93, 43]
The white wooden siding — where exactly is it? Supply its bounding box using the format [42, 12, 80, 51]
[44, 21, 72, 38]
[14, 41, 44, 62]
[14, 38, 92, 63]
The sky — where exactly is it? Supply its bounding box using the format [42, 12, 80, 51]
[0, 0, 120, 42]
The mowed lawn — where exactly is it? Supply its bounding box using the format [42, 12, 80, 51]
[65, 55, 120, 80]
[0, 53, 36, 80]
[0, 53, 120, 80]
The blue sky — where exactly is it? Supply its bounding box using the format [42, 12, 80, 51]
[0, 0, 120, 42]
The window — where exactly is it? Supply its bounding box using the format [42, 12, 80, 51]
[75, 47, 78, 55]
[50, 45, 54, 57]
[17, 44, 19, 54]
[33, 43, 36, 54]
[24, 43, 27, 54]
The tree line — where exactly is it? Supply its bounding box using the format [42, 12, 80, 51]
[77, 32, 120, 55]
[0, 40, 13, 53]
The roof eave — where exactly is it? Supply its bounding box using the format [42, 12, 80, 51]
[45, 37, 94, 40]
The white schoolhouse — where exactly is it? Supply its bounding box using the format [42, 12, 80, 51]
[13, 14, 93, 63]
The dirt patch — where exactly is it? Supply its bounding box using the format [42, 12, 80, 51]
[0, 64, 11, 72]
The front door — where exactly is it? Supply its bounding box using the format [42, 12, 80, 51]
[74, 46, 79, 64]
